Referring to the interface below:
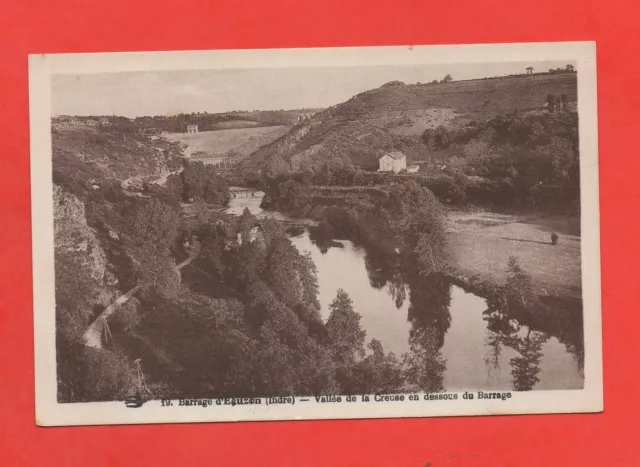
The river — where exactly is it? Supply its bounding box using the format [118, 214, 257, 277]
[227, 191, 584, 391]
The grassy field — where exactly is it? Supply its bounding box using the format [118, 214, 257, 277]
[351, 73, 577, 120]
[163, 125, 290, 158]
[445, 209, 581, 301]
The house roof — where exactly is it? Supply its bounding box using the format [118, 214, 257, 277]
[380, 151, 406, 160]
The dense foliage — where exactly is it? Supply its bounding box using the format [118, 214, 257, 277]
[419, 110, 580, 211]
[56, 183, 436, 399]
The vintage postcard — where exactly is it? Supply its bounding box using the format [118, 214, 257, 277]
[29, 42, 602, 426]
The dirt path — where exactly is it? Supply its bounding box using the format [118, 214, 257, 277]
[445, 210, 581, 301]
[84, 243, 201, 349]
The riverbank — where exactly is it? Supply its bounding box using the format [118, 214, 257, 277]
[445, 208, 581, 302]
[243, 185, 582, 306]
[263, 199, 582, 302]
[225, 194, 584, 388]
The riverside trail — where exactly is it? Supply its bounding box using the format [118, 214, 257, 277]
[83, 242, 201, 349]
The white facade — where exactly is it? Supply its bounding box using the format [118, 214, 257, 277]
[378, 151, 407, 173]
[187, 124, 199, 134]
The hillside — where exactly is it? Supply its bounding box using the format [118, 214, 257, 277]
[162, 125, 290, 159]
[51, 118, 184, 198]
[133, 108, 321, 133]
[248, 73, 577, 172]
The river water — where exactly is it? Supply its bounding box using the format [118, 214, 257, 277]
[227, 192, 584, 391]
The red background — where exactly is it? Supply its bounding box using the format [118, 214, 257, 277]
[1, 0, 638, 465]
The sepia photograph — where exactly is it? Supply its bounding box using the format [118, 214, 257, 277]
[29, 42, 602, 426]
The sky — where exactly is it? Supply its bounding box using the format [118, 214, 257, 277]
[52, 61, 573, 117]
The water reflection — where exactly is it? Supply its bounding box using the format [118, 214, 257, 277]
[298, 229, 583, 392]
[227, 194, 584, 391]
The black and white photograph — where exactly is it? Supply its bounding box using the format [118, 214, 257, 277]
[29, 43, 602, 426]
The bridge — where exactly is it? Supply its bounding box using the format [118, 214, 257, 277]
[230, 188, 262, 199]
[188, 154, 239, 170]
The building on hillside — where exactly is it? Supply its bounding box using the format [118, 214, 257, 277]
[187, 124, 199, 134]
[526, 67, 534, 74]
[407, 164, 419, 174]
[378, 151, 407, 173]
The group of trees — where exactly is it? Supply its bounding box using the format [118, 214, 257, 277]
[135, 206, 430, 398]
[261, 104, 579, 213]
[161, 161, 231, 205]
[133, 113, 266, 133]
[419, 110, 580, 211]
[419, 74, 454, 85]
[56, 179, 426, 399]
[55, 169, 573, 400]
[55, 153, 234, 402]
[481, 257, 548, 390]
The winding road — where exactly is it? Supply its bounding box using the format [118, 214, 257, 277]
[83, 242, 201, 349]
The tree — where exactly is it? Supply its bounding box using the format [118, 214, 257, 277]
[125, 198, 180, 250]
[546, 94, 556, 112]
[546, 137, 576, 182]
[422, 126, 451, 149]
[326, 289, 366, 364]
[463, 140, 490, 159]
[123, 199, 182, 298]
[415, 231, 446, 275]
[165, 173, 184, 202]
[266, 155, 291, 177]
[135, 247, 181, 299]
[181, 162, 230, 205]
[441, 74, 453, 83]
[403, 326, 446, 392]
[343, 339, 404, 394]
[505, 328, 548, 391]
[505, 256, 534, 309]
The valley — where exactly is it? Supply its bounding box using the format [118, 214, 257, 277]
[51, 68, 584, 403]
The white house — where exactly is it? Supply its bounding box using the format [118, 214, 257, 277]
[187, 124, 199, 134]
[407, 164, 419, 174]
[378, 151, 407, 173]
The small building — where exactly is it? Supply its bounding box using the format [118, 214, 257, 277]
[407, 165, 419, 174]
[187, 124, 199, 134]
[526, 66, 534, 74]
[378, 151, 407, 173]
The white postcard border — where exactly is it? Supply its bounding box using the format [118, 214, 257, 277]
[29, 42, 602, 426]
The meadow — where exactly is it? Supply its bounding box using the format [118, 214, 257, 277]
[163, 125, 290, 158]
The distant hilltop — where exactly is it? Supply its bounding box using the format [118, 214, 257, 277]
[53, 108, 323, 130]
[247, 72, 578, 172]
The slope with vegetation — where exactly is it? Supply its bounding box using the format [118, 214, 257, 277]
[52, 118, 184, 198]
[134, 108, 320, 133]
[247, 73, 577, 176]
[53, 118, 450, 401]
[162, 125, 291, 160]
